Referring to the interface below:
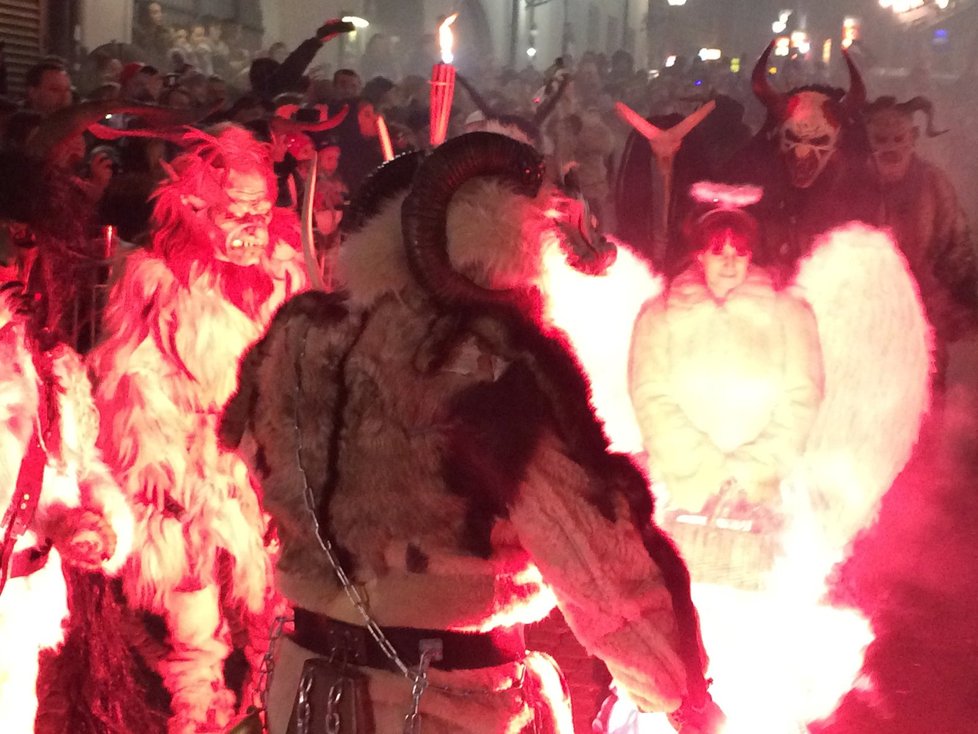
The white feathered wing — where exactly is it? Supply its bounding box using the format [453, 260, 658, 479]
[790, 221, 933, 551]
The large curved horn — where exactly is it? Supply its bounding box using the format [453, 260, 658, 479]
[901, 96, 948, 137]
[840, 47, 867, 118]
[751, 40, 786, 118]
[268, 105, 349, 138]
[343, 150, 425, 234]
[402, 131, 544, 309]
[29, 101, 217, 155]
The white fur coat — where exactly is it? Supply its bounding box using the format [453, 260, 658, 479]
[629, 265, 824, 512]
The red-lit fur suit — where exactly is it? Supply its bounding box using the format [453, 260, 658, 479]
[88, 125, 307, 734]
[220, 137, 715, 733]
[629, 264, 824, 513]
[0, 287, 133, 734]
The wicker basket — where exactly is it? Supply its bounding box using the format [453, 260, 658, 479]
[662, 513, 782, 591]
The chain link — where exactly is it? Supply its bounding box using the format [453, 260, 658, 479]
[255, 614, 291, 716]
[295, 667, 313, 734]
[290, 324, 523, 733]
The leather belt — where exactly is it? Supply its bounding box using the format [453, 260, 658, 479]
[291, 608, 526, 672]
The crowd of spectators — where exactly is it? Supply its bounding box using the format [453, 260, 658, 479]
[1, 0, 976, 324]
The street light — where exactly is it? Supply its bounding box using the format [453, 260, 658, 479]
[667, 0, 687, 6]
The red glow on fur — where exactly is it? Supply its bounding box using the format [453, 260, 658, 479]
[148, 125, 293, 316]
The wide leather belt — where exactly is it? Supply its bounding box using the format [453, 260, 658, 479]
[291, 607, 526, 672]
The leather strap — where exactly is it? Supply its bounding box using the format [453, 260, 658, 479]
[292, 608, 526, 672]
[0, 424, 48, 595]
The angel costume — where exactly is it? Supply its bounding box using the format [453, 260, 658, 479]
[629, 263, 824, 514]
[543, 180, 931, 732]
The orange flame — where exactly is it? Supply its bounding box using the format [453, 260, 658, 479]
[439, 13, 458, 64]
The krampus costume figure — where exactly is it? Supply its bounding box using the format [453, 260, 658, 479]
[863, 96, 978, 356]
[219, 132, 721, 734]
[0, 284, 134, 733]
[723, 41, 876, 280]
[88, 124, 309, 734]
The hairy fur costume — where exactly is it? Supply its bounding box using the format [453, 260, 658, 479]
[720, 42, 877, 281]
[220, 133, 719, 733]
[863, 96, 978, 352]
[87, 124, 308, 734]
[0, 284, 134, 734]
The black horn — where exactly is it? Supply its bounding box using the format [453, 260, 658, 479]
[343, 150, 426, 233]
[840, 47, 867, 118]
[751, 40, 786, 119]
[401, 132, 544, 309]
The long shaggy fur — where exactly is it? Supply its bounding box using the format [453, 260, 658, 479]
[87, 124, 308, 732]
[0, 288, 136, 734]
[793, 221, 933, 548]
[220, 154, 713, 730]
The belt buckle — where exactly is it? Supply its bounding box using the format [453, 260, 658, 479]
[418, 638, 444, 666]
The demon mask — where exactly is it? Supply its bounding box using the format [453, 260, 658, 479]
[752, 41, 865, 189]
[209, 166, 275, 267]
[865, 96, 946, 185]
[154, 125, 279, 269]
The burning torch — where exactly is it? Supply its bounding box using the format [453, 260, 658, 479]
[376, 114, 395, 162]
[429, 13, 458, 148]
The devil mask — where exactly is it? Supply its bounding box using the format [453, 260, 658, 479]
[752, 41, 865, 189]
[865, 96, 946, 185]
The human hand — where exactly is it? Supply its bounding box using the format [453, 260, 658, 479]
[88, 150, 117, 189]
[50, 508, 117, 571]
[316, 18, 355, 43]
[139, 464, 184, 516]
[668, 693, 726, 734]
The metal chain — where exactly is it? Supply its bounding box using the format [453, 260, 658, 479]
[289, 322, 523, 733]
[325, 680, 344, 734]
[403, 642, 442, 734]
[292, 323, 413, 677]
[255, 614, 292, 716]
[295, 667, 313, 734]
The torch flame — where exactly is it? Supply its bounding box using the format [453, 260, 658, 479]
[376, 114, 394, 162]
[439, 13, 458, 64]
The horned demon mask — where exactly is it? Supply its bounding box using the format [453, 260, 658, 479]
[864, 96, 946, 185]
[753, 41, 865, 189]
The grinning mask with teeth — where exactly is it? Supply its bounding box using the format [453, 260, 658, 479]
[778, 92, 841, 189]
[210, 169, 273, 266]
[152, 124, 281, 272]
